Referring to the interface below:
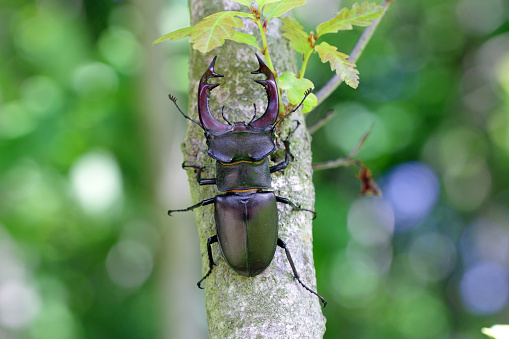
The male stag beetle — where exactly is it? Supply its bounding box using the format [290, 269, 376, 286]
[168, 54, 326, 307]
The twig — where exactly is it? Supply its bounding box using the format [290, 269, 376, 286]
[312, 124, 373, 171]
[313, 0, 394, 110]
[308, 109, 334, 135]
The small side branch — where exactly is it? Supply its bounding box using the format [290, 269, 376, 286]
[312, 125, 382, 196]
[313, 0, 394, 109]
[307, 109, 334, 135]
[312, 125, 373, 171]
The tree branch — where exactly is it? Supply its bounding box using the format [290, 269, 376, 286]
[313, 0, 394, 109]
[307, 109, 334, 135]
[313, 124, 373, 171]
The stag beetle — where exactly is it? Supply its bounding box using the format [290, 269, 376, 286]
[168, 54, 326, 307]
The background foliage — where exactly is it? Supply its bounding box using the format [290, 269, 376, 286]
[1, 0, 509, 338]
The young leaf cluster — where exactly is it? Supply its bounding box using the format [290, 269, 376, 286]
[154, 0, 383, 113]
[280, 2, 383, 89]
[152, 11, 256, 53]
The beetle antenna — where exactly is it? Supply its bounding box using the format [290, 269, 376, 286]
[273, 88, 312, 129]
[248, 103, 257, 124]
[169, 94, 204, 129]
[221, 106, 232, 125]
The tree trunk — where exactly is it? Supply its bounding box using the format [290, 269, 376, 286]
[185, 0, 326, 337]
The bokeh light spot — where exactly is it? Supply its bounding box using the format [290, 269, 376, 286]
[377, 104, 417, 152]
[460, 219, 509, 267]
[384, 162, 440, 231]
[29, 299, 80, 339]
[106, 240, 153, 289]
[69, 151, 123, 213]
[495, 50, 509, 94]
[443, 157, 491, 211]
[0, 281, 41, 329]
[19, 76, 63, 116]
[347, 196, 394, 247]
[0, 102, 36, 139]
[72, 62, 118, 100]
[438, 127, 487, 173]
[460, 262, 509, 315]
[394, 291, 450, 338]
[15, 9, 64, 59]
[331, 253, 380, 308]
[456, 0, 505, 36]
[408, 233, 457, 282]
[98, 27, 142, 72]
[487, 109, 509, 153]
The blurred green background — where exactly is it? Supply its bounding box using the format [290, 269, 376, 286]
[1, 0, 508, 338]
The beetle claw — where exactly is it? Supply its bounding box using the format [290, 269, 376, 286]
[197, 265, 215, 289]
[182, 162, 205, 172]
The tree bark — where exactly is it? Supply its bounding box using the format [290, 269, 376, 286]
[185, 1, 326, 337]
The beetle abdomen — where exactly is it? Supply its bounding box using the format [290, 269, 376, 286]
[215, 192, 278, 277]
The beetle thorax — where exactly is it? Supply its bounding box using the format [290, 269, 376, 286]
[207, 128, 275, 163]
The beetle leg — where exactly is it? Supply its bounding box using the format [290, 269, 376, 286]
[275, 196, 317, 219]
[277, 238, 327, 308]
[270, 121, 300, 173]
[167, 197, 215, 216]
[197, 235, 218, 289]
[182, 162, 216, 185]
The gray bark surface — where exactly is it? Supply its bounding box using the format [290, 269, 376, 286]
[185, 1, 326, 337]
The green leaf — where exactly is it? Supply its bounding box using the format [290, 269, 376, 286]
[316, 2, 383, 37]
[277, 72, 316, 113]
[230, 0, 253, 6]
[152, 26, 194, 45]
[280, 17, 312, 55]
[256, 0, 281, 7]
[263, 0, 306, 19]
[482, 325, 509, 339]
[315, 42, 359, 88]
[230, 31, 261, 50]
[189, 11, 253, 53]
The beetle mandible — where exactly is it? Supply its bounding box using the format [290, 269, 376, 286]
[168, 54, 326, 307]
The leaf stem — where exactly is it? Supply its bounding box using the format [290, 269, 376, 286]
[256, 19, 276, 73]
[313, 0, 393, 110]
[299, 49, 313, 79]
